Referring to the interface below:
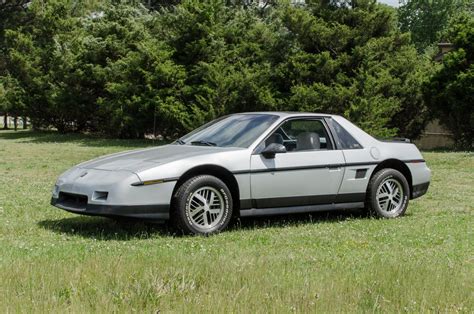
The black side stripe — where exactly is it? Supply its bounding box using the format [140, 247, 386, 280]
[132, 159, 425, 185]
[233, 162, 378, 175]
[232, 160, 425, 176]
[233, 164, 345, 175]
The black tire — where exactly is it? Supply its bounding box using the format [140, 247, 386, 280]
[172, 175, 233, 235]
[366, 168, 410, 218]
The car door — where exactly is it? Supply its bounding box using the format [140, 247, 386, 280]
[250, 118, 345, 208]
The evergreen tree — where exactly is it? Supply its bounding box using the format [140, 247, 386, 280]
[398, 0, 471, 51]
[1, 0, 435, 139]
[425, 13, 474, 149]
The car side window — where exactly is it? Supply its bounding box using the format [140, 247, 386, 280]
[266, 119, 333, 151]
[329, 119, 362, 149]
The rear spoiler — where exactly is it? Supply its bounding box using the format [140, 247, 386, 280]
[378, 137, 411, 143]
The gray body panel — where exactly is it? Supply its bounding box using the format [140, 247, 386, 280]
[250, 150, 346, 205]
[51, 112, 431, 219]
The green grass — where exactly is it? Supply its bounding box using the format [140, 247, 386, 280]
[0, 130, 472, 313]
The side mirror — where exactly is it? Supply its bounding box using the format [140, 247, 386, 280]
[262, 143, 287, 159]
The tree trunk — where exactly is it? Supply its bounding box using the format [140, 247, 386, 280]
[3, 114, 8, 130]
[22, 116, 27, 129]
[13, 116, 18, 131]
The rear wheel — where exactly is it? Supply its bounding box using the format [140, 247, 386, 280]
[366, 168, 409, 218]
[172, 175, 233, 235]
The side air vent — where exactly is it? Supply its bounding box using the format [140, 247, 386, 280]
[355, 169, 368, 179]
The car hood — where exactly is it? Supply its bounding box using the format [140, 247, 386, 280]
[76, 144, 241, 172]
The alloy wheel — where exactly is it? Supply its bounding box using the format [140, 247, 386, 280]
[186, 186, 225, 229]
[376, 178, 404, 213]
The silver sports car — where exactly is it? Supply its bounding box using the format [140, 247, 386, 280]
[51, 112, 431, 234]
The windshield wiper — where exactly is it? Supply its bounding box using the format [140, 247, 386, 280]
[190, 140, 217, 146]
[175, 139, 186, 145]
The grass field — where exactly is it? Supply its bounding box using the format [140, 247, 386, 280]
[0, 130, 472, 313]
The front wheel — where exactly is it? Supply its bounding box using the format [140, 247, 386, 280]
[172, 175, 233, 235]
[366, 168, 409, 218]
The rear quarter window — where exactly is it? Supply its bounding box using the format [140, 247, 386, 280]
[330, 119, 362, 149]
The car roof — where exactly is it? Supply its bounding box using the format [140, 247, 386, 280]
[237, 112, 338, 118]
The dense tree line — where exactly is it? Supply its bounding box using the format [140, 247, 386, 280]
[0, 0, 472, 148]
[424, 12, 474, 149]
[398, 0, 473, 149]
[398, 0, 472, 51]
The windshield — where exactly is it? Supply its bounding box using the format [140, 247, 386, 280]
[178, 114, 279, 148]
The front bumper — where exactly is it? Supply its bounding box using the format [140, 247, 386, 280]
[51, 196, 169, 219]
[51, 168, 176, 220]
